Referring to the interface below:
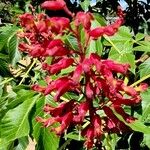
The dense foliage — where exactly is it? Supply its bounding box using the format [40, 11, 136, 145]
[0, 0, 150, 150]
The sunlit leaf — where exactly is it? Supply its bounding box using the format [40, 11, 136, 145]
[139, 58, 150, 78]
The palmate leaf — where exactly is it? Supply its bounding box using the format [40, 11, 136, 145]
[32, 95, 59, 150]
[0, 94, 40, 149]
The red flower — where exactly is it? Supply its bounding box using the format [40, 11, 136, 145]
[92, 115, 102, 137]
[82, 125, 94, 149]
[45, 39, 70, 56]
[86, 82, 94, 99]
[32, 84, 46, 93]
[73, 101, 89, 123]
[72, 64, 83, 83]
[41, 0, 66, 11]
[75, 12, 93, 30]
[103, 106, 131, 133]
[135, 83, 148, 92]
[44, 77, 70, 95]
[44, 100, 75, 117]
[19, 13, 34, 30]
[53, 112, 73, 135]
[102, 60, 129, 74]
[42, 58, 74, 74]
[49, 17, 70, 33]
[89, 27, 104, 38]
[113, 104, 136, 123]
[54, 80, 75, 101]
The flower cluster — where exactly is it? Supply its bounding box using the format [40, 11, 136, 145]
[18, 1, 148, 149]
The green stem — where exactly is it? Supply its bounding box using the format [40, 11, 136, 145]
[19, 58, 37, 85]
[104, 35, 122, 55]
[59, 139, 72, 150]
[130, 73, 150, 87]
[0, 77, 14, 86]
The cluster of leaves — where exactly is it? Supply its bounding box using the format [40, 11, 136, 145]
[0, 1, 150, 150]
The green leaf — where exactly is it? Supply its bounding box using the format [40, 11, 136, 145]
[0, 53, 9, 61]
[64, 35, 78, 51]
[0, 89, 36, 120]
[129, 120, 150, 134]
[32, 96, 59, 150]
[92, 13, 106, 26]
[133, 45, 150, 52]
[139, 58, 150, 78]
[80, 0, 90, 11]
[133, 41, 150, 52]
[143, 134, 150, 148]
[0, 94, 40, 147]
[35, 128, 59, 150]
[0, 59, 11, 77]
[15, 137, 29, 150]
[7, 34, 21, 66]
[104, 26, 132, 45]
[135, 33, 145, 41]
[141, 89, 150, 123]
[0, 25, 18, 51]
[65, 132, 85, 141]
[112, 108, 150, 134]
[87, 38, 102, 56]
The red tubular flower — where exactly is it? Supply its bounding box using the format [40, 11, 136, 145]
[113, 105, 136, 123]
[92, 115, 102, 137]
[41, 0, 66, 11]
[86, 82, 94, 99]
[49, 17, 70, 33]
[75, 12, 94, 30]
[121, 84, 137, 96]
[19, 13, 34, 30]
[72, 64, 83, 83]
[103, 106, 131, 133]
[44, 77, 70, 95]
[90, 7, 124, 38]
[102, 60, 129, 74]
[45, 40, 70, 56]
[44, 100, 75, 117]
[82, 58, 92, 72]
[73, 101, 89, 123]
[53, 112, 73, 135]
[32, 84, 46, 93]
[54, 80, 75, 101]
[135, 83, 148, 92]
[46, 44, 69, 56]
[82, 125, 94, 149]
[89, 27, 104, 38]
[36, 116, 59, 127]
[42, 58, 74, 74]
[30, 44, 46, 57]
[113, 95, 141, 106]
